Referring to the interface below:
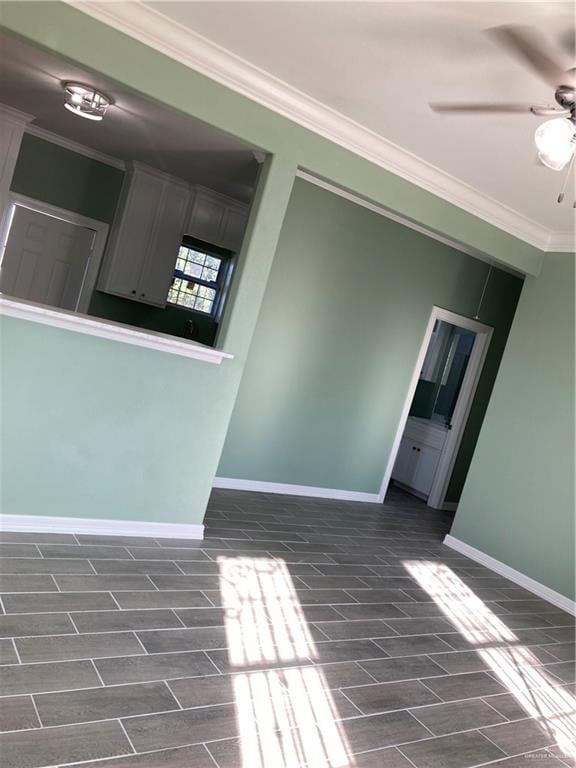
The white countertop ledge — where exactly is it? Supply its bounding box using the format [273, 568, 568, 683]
[0, 296, 234, 365]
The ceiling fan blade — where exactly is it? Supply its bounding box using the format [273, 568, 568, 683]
[530, 106, 571, 117]
[486, 25, 574, 88]
[430, 102, 535, 114]
[560, 28, 575, 58]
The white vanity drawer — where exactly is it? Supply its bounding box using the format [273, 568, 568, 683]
[404, 417, 448, 450]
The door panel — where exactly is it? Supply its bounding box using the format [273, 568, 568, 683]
[411, 445, 441, 496]
[187, 192, 226, 245]
[1, 205, 95, 311]
[137, 182, 190, 306]
[392, 439, 417, 486]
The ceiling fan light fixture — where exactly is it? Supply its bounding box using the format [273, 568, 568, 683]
[534, 117, 576, 171]
[63, 82, 110, 121]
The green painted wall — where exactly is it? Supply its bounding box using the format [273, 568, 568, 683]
[0, 4, 544, 527]
[451, 252, 575, 600]
[11, 134, 124, 223]
[1, 155, 297, 524]
[218, 179, 523, 496]
[0, 316, 224, 521]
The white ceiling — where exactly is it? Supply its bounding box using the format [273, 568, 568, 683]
[0, 32, 259, 201]
[141, 0, 575, 239]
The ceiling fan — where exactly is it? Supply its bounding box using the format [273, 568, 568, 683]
[430, 25, 576, 202]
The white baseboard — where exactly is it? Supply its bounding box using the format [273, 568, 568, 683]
[444, 534, 575, 616]
[0, 514, 204, 540]
[213, 477, 380, 503]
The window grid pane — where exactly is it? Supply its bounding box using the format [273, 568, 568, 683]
[176, 247, 222, 281]
[168, 246, 224, 314]
[167, 277, 216, 313]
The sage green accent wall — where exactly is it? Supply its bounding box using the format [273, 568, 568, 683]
[0, 316, 223, 522]
[451, 252, 575, 600]
[0, 4, 542, 526]
[1, 3, 544, 277]
[11, 134, 124, 223]
[1, 155, 297, 523]
[218, 179, 522, 495]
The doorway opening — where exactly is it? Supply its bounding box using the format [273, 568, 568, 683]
[380, 307, 493, 511]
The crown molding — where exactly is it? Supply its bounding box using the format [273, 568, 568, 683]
[297, 170, 526, 275]
[68, 1, 572, 253]
[547, 231, 575, 253]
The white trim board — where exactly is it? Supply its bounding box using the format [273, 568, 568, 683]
[0, 514, 204, 540]
[24, 124, 126, 171]
[213, 477, 380, 503]
[444, 534, 576, 616]
[297, 171, 524, 277]
[377, 307, 492, 507]
[69, 1, 571, 254]
[3, 193, 110, 315]
[0, 296, 234, 364]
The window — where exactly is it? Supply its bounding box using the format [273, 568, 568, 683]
[167, 238, 231, 316]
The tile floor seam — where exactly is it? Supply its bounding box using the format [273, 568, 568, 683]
[29, 692, 44, 728]
[204, 651, 226, 676]
[90, 658, 106, 688]
[9, 636, 22, 664]
[401, 707, 437, 737]
[480, 695, 518, 722]
[336, 687, 364, 715]
[65, 612, 80, 634]
[169, 609, 188, 629]
[471, 728, 518, 762]
[116, 717, 138, 755]
[203, 742, 222, 768]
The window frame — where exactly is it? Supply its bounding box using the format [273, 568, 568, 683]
[167, 236, 234, 320]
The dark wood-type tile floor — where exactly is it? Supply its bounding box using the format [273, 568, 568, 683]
[0, 486, 574, 768]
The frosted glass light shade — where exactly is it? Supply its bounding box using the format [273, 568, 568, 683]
[535, 118, 576, 171]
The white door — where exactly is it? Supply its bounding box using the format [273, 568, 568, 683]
[0, 205, 95, 311]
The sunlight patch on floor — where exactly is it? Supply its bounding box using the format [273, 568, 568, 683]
[219, 556, 354, 768]
[404, 559, 576, 758]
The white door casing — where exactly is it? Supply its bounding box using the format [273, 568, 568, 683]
[379, 307, 493, 509]
[0, 194, 108, 313]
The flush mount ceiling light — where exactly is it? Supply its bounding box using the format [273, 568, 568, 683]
[63, 82, 110, 121]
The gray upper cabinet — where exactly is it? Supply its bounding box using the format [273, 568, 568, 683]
[185, 186, 249, 252]
[98, 162, 190, 307]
